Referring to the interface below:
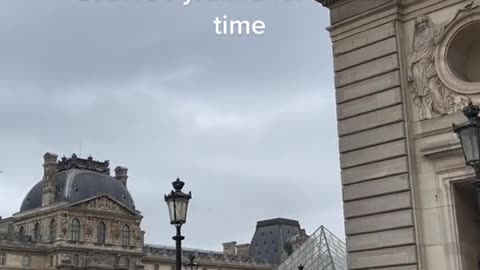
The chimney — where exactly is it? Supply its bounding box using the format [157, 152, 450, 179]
[42, 152, 58, 207]
[236, 243, 250, 256]
[222, 241, 237, 255]
[115, 166, 128, 187]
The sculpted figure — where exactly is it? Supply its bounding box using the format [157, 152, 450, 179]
[61, 217, 68, 237]
[408, 15, 449, 119]
[408, 14, 471, 120]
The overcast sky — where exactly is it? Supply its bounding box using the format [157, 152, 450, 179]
[0, 0, 340, 251]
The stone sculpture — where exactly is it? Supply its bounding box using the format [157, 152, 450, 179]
[408, 12, 471, 120]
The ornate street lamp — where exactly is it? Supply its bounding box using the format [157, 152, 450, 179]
[298, 265, 304, 270]
[184, 254, 200, 270]
[453, 102, 480, 178]
[165, 178, 192, 270]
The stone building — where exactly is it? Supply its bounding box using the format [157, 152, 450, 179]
[318, 0, 480, 269]
[0, 153, 272, 270]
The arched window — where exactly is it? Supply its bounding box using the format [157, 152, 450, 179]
[121, 224, 130, 246]
[70, 219, 80, 241]
[49, 219, 56, 242]
[73, 254, 79, 266]
[97, 221, 106, 244]
[33, 223, 41, 241]
[19, 226, 25, 236]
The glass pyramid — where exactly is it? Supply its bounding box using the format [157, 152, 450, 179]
[276, 226, 347, 270]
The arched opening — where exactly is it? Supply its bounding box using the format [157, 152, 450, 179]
[70, 219, 81, 241]
[33, 223, 41, 241]
[97, 221, 106, 244]
[49, 219, 56, 242]
[447, 21, 480, 82]
[121, 224, 130, 246]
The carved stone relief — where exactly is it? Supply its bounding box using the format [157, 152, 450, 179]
[409, 12, 471, 120]
[111, 221, 121, 241]
[133, 225, 142, 245]
[83, 218, 94, 241]
[59, 253, 72, 265]
[42, 165, 56, 190]
[407, 2, 480, 120]
[86, 251, 115, 267]
[61, 216, 69, 238]
[85, 196, 125, 214]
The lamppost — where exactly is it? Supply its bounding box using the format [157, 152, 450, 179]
[165, 178, 192, 270]
[184, 254, 200, 270]
[298, 265, 304, 270]
[453, 102, 480, 192]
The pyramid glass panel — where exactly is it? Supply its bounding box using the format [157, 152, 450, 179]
[276, 226, 346, 270]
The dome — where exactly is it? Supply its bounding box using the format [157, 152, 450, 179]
[20, 156, 135, 213]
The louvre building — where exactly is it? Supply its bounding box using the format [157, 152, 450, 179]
[0, 153, 346, 270]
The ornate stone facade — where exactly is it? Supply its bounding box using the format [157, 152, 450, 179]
[407, 2, 480, 120]
[0, 153, 272, 270]
[320, 0, 480, 269]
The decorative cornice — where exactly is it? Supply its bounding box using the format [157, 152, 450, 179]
[57, 154, 110, 175]
[316, 0, 339, 7]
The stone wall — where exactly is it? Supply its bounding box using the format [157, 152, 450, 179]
[321, 0, 480, 269]
[324, 1, 417, 269]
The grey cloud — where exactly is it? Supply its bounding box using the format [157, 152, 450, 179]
[0, 0, 342, 251]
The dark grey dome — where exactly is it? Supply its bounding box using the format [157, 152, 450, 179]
[20, 169, 135, 212]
